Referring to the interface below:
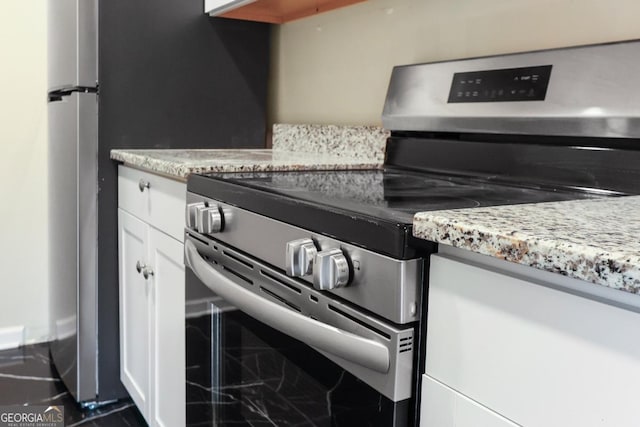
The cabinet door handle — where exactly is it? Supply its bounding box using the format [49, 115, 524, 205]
[136, 261, 145, 274]
[142, 267, 154, 280]
[138, 179, 150, 192]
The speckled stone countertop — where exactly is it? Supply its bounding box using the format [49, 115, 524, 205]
[414, 196, 640, 294]
[110, 149, 383, 180]
[110, 124, 388, 179]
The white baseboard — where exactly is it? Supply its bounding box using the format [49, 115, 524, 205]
[55, 315, 76, 341]
[24, 325, 54, 346]
[0, 326, 25, 351]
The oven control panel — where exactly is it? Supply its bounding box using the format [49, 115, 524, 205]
[185, 193, 423, 325]
[448, 64, 552, 103]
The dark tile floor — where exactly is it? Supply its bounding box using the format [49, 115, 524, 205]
[0, 342, 147, 426]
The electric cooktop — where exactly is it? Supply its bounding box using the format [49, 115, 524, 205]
[188, 168, 601, 259]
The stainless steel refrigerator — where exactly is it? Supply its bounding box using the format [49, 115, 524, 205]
[47, 0, 270, 405]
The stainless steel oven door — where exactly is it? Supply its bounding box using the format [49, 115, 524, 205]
[184, 233, 417, 426]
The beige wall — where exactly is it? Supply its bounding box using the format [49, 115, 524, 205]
[0, 0, 49, 345]
[270, 0, 640, 126]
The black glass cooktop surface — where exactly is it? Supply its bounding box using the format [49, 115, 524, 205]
[188, 168, 602, 258]
[200, 168, 600, 224]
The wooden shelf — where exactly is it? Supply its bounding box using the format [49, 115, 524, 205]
[218, 0, 367, 24]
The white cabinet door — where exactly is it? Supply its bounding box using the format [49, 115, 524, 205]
[149, 228, 185, 427]
[420, 375, 518, 427]
[426, 253, 640, 427]
[118, 209, 151, 419]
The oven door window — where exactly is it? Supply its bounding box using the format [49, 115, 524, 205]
[186, 275, 410, 426]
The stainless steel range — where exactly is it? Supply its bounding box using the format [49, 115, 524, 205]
[184, 40, 640, 426]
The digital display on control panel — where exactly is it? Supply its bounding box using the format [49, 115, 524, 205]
[448, 65, 552, 103]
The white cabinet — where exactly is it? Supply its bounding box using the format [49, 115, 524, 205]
[204, 0, 256, 15]
[423, 247, 640, 427]
[118, 166, 186, 427]
[148, 228, 185, 427]
[118, 210, 150, 416]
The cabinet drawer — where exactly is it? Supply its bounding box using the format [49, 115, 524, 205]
[426, 254, 640, 427]
[420, 375, 517, 427]
[118, 166, 186, 242]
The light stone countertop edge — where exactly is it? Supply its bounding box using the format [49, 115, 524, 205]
[110, 148, 383, 180]
[110, 124, 388, 179]
[413, 196, 640, 295]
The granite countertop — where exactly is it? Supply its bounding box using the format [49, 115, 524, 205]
[413, 196, 640, 295]
[112, 124, 640, 296]
[110, 124, 389, 180]
[110, 148, 383, 180]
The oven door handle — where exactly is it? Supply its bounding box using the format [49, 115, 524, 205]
[185, 240, 390, 373]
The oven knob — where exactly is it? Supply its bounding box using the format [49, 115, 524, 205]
[313, 249, 350, 291]
[185, 202, 204, 229]
[197, 206, 223, 234]
[285, 238, 317, 277]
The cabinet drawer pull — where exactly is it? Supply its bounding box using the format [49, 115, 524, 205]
[136, 260, 145, 274]
[142, 267, 154, 280]
[138, 179, 151, 192]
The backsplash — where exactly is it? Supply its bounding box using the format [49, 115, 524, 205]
[272, 124, 388, 162]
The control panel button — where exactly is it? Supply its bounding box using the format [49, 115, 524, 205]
[313, 249, 350, 291]
[285, 238, 317, 277]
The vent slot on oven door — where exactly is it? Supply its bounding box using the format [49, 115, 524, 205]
[259, 286, 302, 312]
[399, 336, 413, 353]
[185, 232, 417, 402]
